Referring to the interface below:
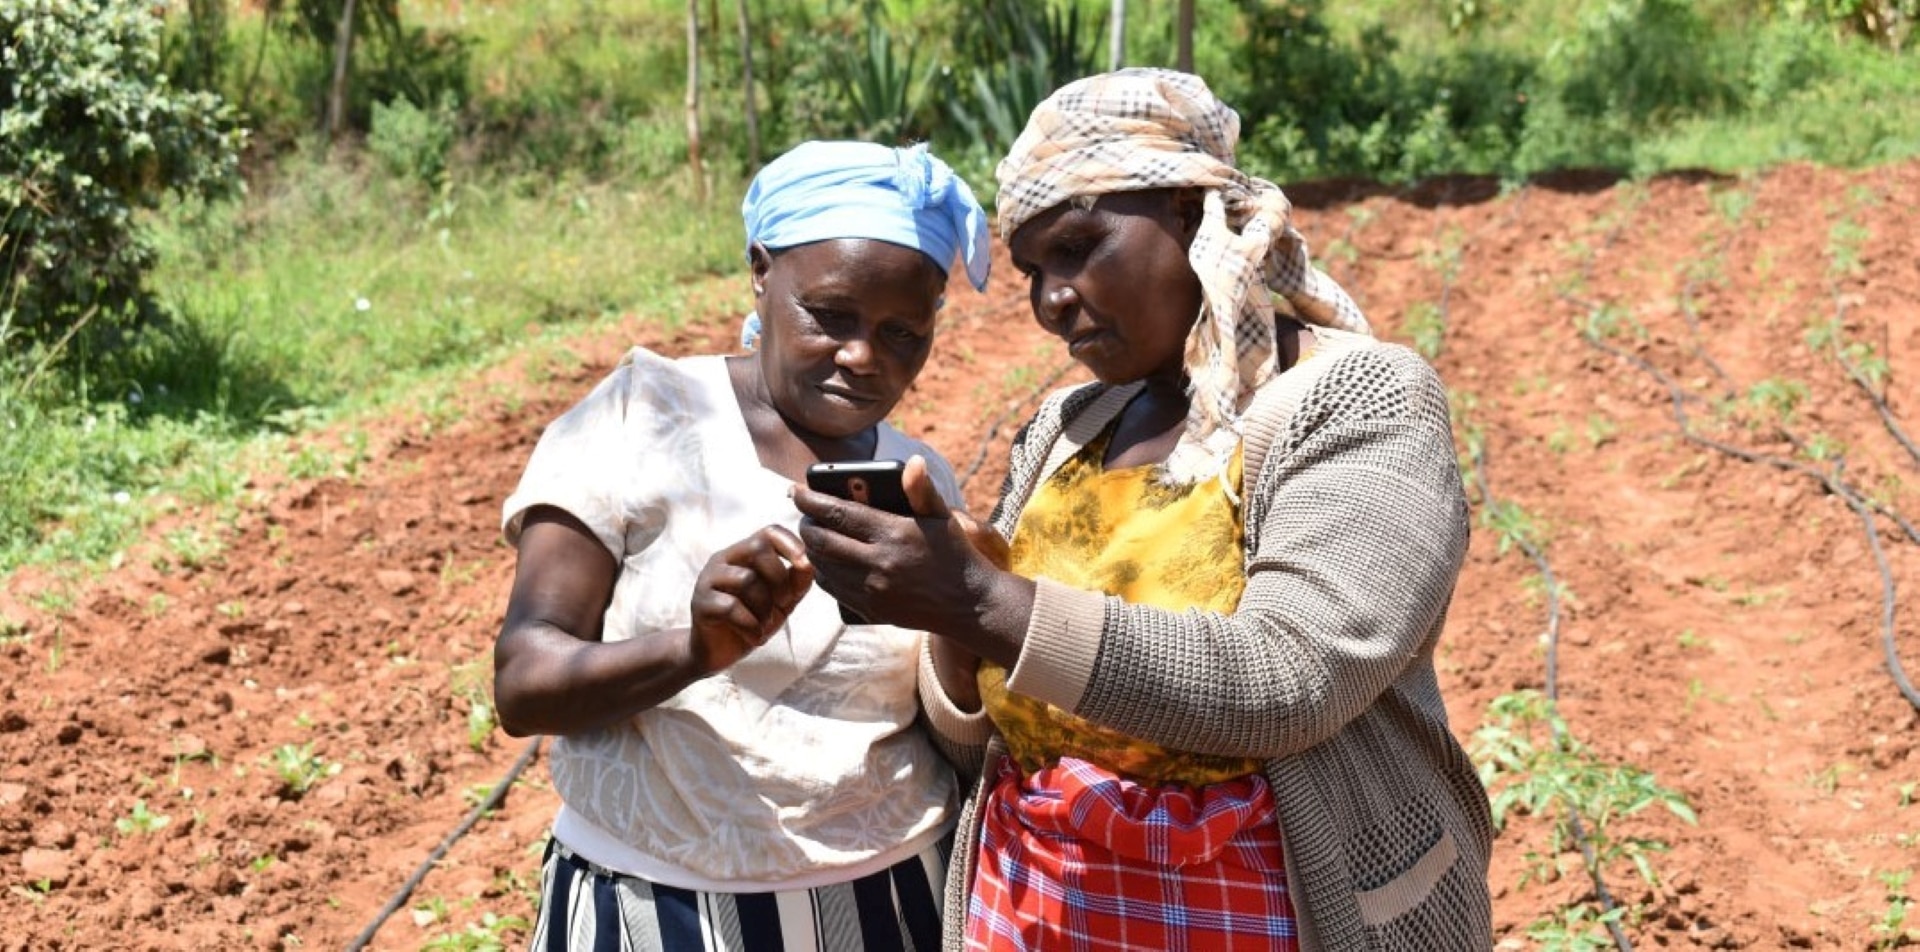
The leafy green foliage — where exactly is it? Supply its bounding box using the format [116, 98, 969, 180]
[1526, 902, 1627, 951]
[826, 8, 934, 145]
[422, 911, 531, 952]
[1747, 377, 1809, 424]
[265, 741, 339, 797]
[1768, 0, 1918, 48]
[114, 798, 172, 835]
[940, 1, 1107, 166]
[1481, 499, 1545, 557]
[278, 0, 470, 135]
[1875, 868, 1915, 950]
[1472, 691, 1698, 892]
[0, 0, 244, 350]
[369, 92, 460, 189]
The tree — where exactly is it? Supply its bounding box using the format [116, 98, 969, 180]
[1110, 0, 1125, 70]
[1176, 0, 1194, 72]
[324, 0, 359, 142]
[736, 0, 760, 170]
[0, 0, 244, 355]
[686, 0, 706, 200]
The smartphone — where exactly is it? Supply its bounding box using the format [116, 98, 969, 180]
[805, 459, 912, 624]
[804, 459, 913, 516]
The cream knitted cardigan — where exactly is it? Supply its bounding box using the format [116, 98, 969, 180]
[916, 328, 1494, 951]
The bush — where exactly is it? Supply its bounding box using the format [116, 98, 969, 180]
[0, 0, 244, 356]
[369, 92, 459, 188]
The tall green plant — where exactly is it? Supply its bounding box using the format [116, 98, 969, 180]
[829, 9, 933, 144]
[0, 0, 244, 358]
[942, 1, 1106, 158]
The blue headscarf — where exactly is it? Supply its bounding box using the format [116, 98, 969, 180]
[739, 142, 990, 349]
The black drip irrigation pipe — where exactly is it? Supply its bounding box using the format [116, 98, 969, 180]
[1825, 281, 1920, 472]
[1667, 233, 1920, 548]
[345, 737, 544, 952]
[1464, 439, 1636, 952]
[1564, 182, 1918, 713]
[1434, 187, 1631, 952]
[1576, 323, 1920, 713]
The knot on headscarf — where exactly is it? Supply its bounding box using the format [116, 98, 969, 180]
[995, 68, 1371, 486]
[743, 140, 991, 291]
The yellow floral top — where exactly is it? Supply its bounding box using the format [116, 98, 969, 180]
[979, 425, 1261, 786]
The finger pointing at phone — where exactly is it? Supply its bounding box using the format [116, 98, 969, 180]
[688, 526, 814, 675]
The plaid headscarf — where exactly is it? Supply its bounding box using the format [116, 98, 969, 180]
[996, 68, 1371, 485]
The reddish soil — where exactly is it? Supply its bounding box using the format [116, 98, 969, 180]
[3, 160, 1918, 950]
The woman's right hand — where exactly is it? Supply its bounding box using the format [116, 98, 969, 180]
[688, 526, 814, 674]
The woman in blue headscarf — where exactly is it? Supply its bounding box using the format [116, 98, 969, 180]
[493, 141, 989, 951]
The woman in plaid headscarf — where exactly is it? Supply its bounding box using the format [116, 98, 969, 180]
[794, 70, 1493, 950]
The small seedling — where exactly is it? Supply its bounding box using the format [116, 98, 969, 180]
[413, 896, 450, 927]
[1808, 763, 1852, 796]
[1732, 587, 1788, 608]
[115, 800, 172, 835]
[1746, 377, 1807, 425]
[1827, 220, 1870, 277]
[1472, 690, 1696, 899]
[467, 701, 497, 752]
[1801, 433, 1846, 464]
[422, 912, 531, 952]
[462, 782, 497, 810]
[1578, 303, 1645, 343]
[265, 743, 339, 797]
[1527, 902, 1624, 951]
[1402, 301, 1445, 359]
[1873, 869, 1913, 951]
[450, 659, 498, 752]
[160, 526, 224, 571]
[1481, 499, 1544, 558]
[1583, 414, 1618, 449]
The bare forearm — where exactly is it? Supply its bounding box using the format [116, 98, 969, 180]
[494, 625, 703, 736]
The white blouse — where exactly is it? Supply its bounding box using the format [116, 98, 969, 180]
[502, 347, 960, 891]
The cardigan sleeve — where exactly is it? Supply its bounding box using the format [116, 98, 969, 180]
[1003, 345, 1471, 760]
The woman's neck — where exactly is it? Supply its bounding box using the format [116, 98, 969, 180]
[727, 355, 877, 481]
[1103, 317, 1314, 470]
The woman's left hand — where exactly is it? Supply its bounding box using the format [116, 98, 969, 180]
[792, 456, 1030, 664]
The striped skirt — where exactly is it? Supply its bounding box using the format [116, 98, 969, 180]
[528, 837, 950, 952]
[966, 755, 1299, 951]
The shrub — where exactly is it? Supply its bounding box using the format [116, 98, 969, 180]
[369, 92, 459, 188]
[0, 0, 244, 356]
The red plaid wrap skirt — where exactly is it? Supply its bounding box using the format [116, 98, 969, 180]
[965, 755, 1300, 951]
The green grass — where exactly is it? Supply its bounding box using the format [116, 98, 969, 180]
[11, 0, 1920, 580]
[0, 157, 740, 574]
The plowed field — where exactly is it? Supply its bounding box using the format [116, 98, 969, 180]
[3, 160, 1917, 950]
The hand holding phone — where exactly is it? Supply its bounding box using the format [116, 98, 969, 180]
[804, 460, 911, 623]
